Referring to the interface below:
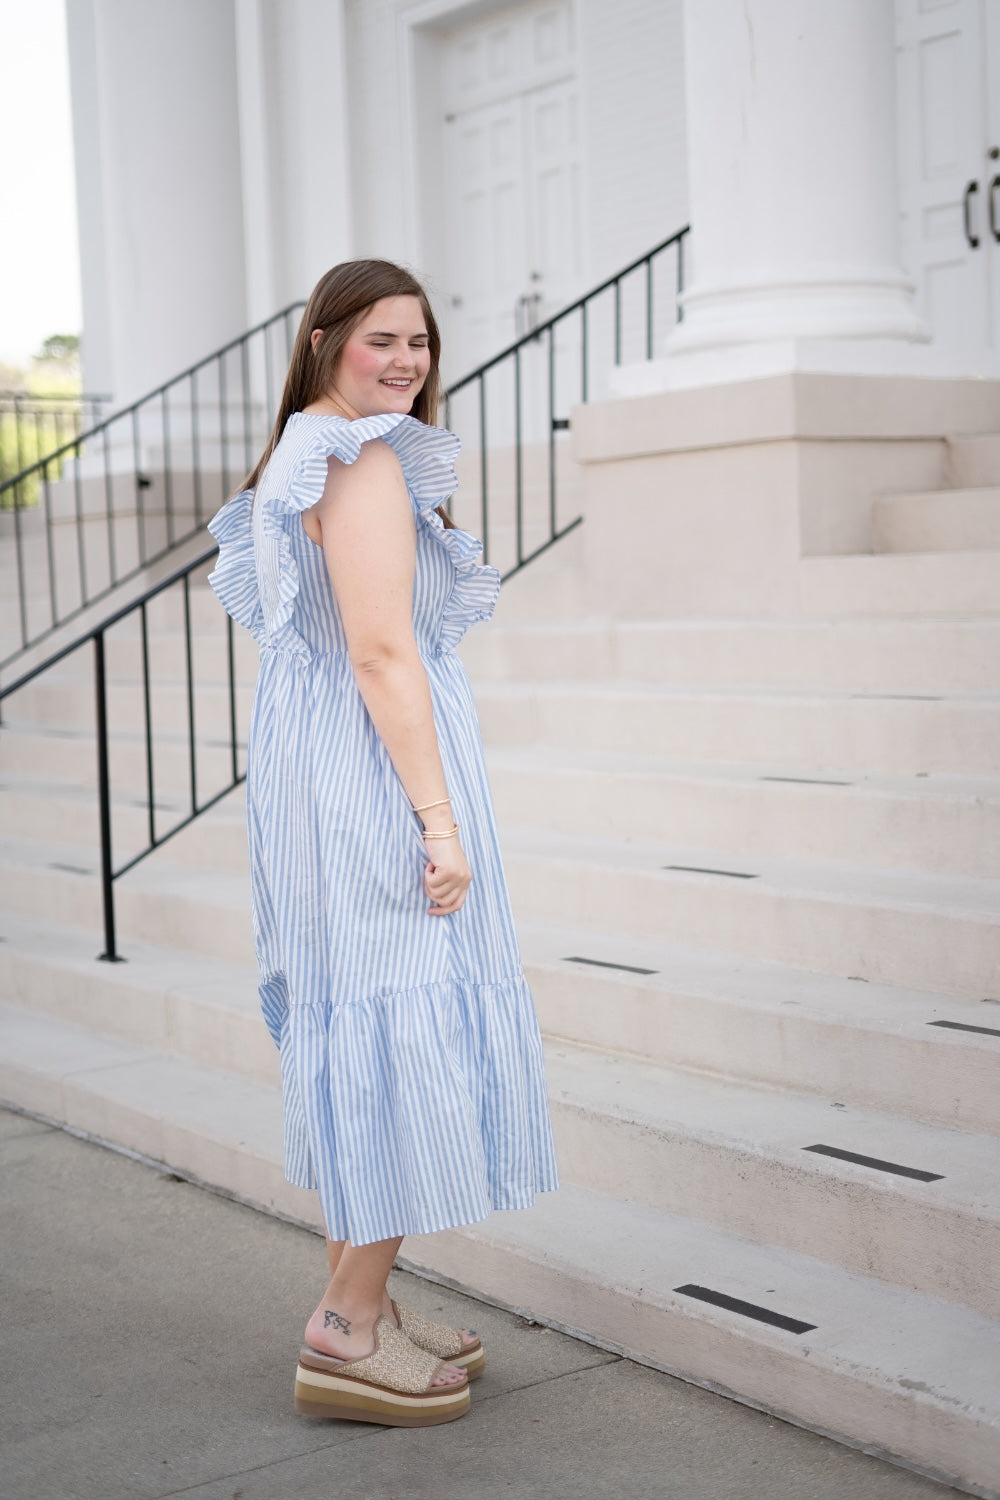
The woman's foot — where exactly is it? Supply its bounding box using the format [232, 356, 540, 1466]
[305, 1298, 466, 1388]
[295, 1317, 471, 1426]
[381, 1291, 480, 1357]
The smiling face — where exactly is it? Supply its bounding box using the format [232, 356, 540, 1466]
[322, 296, 432, 419]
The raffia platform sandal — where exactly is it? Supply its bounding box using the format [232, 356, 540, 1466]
[294, 1315, 470, 1427]
[391, 1298, 486, 1381]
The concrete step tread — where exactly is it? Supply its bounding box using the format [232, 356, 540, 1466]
[4, 907, 996, 1137]
[0, 999, 281, 1160]
[483, 746, 1000, 804]
[542, 1036, 1000, 1213]
[517, 919, 1000, 1038]
[0, 908, 259, 1006]
[464, 614, 1000, 637]
[880, 485, 1000, 504]
[0, 835, 251, 908]
[4, 823, 996, 922]
[5, 756, 997, 812]
[0, 774, 247, 822]
[0, 998, 996, 1426]
[436, 1180, 1000, 1415]
[472, 679, 1000, 705]
[499, 826, 1000, 919]
[1, 911, 994, 1214]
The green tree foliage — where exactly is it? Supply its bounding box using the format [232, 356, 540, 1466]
[1, 333, 84, 507]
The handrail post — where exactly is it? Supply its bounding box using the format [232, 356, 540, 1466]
[94, 629, 123, 962]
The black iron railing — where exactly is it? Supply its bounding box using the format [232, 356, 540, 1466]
[443, 226, 689, 578]
[0, 305, 305, 678]
[0, 230, 690, 960]
[0, 391, 111, 504]
[0, 542, 241, 962]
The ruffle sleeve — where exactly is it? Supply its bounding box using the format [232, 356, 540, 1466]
[213, 411, 499, 657]
[206, 488, 264, 644]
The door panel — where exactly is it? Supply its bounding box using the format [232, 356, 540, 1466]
[896, 0, 998, 358]
[439, 0, 580, 373]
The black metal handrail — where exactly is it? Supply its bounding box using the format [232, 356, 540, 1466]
[443, 225, 688, 578]
[1, 390, 111, 475]
[0, 230, 689, 961]
[0, 542, 240, 962]
[0, 304, 306, 678]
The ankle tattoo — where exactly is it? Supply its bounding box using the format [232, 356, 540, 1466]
[323, 1309, 351, 1335]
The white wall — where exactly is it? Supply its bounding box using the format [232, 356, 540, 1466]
[236, 0, 354, 326]
[67, 0, 248, 406]
[69, 0, 690, 401]
[578, 0, 687, 281]
[343, 0, 689, 373]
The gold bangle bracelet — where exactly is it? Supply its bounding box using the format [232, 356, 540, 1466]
[412, 796, 452, 814]
[422, 823, 459, 839]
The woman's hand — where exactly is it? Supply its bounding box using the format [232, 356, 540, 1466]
[423, 834, 472, 916]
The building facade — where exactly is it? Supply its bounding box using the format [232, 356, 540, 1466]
[66, 0, 1000, 406]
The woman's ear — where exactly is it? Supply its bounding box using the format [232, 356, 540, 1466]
[310, 328, 324, 353]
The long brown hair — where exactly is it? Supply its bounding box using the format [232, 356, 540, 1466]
[243, 259, 447, 513]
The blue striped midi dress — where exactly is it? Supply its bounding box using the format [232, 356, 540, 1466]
[207, 411, 559, 1246]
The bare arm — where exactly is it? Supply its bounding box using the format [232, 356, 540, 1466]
[308, 439, 470, 915]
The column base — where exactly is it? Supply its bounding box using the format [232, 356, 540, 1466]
[611, 337, 1000, 398]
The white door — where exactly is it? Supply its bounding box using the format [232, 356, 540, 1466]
[438, 0, 581, 375]
[896, 0, 1000, 364]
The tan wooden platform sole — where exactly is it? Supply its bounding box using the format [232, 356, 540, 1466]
[455, 1343, 486, 1380]
[294, 1362, 471, 1427]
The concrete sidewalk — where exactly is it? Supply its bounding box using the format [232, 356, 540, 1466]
[0, 1107, 955, 1500]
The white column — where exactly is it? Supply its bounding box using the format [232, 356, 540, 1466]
[234, 0, 354, 324]
[615, 0, 963, 393]
[67, 0, 248, 406]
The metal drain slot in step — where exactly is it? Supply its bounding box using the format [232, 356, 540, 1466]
[759, 776, 853, 786]
[664, 865, 758, 879]
[928, 1019, 1000, 1039]
[674, 1284, 816, 1335]
[804, 1144, 944, 1183]
[563, 956, 658, 976]
[849, 692, 942, 701]
[48, 862, 94, 877]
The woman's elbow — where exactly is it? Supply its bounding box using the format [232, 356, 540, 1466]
[349, 639, 419, 680]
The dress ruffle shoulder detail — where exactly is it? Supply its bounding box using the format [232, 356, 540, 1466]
[206, 487, 262, 643]
[207, 411, 500, 656]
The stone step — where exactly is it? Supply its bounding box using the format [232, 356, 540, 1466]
[540, 1039, 1000, 1317]
[471, 681, 1000, 775]
[0, 1000, 995, 1493]
[873, 487, 1000, 553]
[798, 549, 1000, 617]
[518, 922, 1000, 1137]
[3, 906, 996, 1140]
[499, 828, 999, 999]
[403, 1185, 1000, 1497]
[3, 971, 997, 1317]
[2, 825, 996, 1000]
[0, 911, 275, 1087]
[486, 748, 999, 879]
[461, 616, 1000, 695]
[4, 751, 996, 880]
[5, 670, 255, 738]
[948, 432, 1000, 487]
[0, 722, 244, 799]
[0, 839, 258, 968]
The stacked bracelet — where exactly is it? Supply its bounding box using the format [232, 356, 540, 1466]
[412, 797, 451, 814]
[422, 823, 459, 840]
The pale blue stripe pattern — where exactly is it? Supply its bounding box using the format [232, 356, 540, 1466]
[207, 411, 559, 1245]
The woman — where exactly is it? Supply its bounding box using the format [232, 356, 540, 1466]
[208, 259, 558, 1428]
